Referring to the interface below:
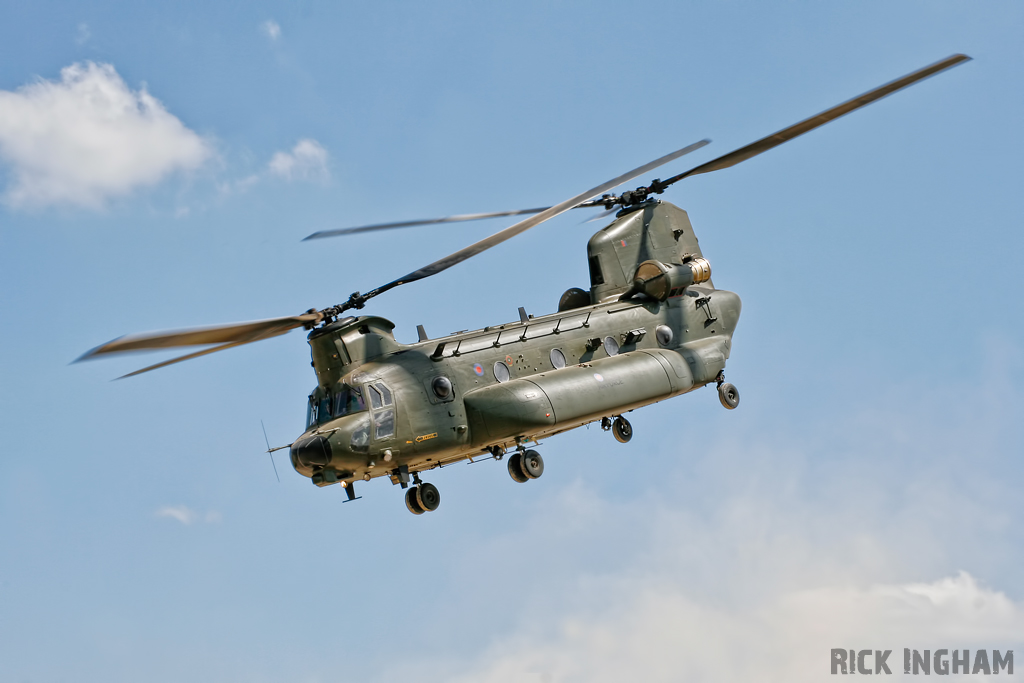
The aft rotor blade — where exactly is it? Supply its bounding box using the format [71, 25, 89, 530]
[357, 139, 710, 301]
[303, 208, 551, 241]
[582, 207, 618, 224]
[77, 312, 322, 361]
[661, 54, 971, 187]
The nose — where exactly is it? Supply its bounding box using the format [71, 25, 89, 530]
[290, 434, 332, 467]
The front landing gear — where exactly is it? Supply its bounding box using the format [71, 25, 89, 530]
[405, 481, 441, 515]
[508, 449, 544, 483]
[612, 416, 632, 443]
[716, 371, 740, 410]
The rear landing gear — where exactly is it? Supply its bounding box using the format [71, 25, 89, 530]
[508, 449, 544, 483]
[716, 371, 740, 410]
[405, 481, 441, 515]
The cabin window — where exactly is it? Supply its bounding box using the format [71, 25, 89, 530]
[431, 376, 453, 400]
[603, 336, 620, 357]
[550, 348, 566, 369]
[588, 255, 605, 286]
[656, 324, 674, 347]
[493, 361, 511, 383]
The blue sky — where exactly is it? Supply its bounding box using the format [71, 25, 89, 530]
[1, 2, 1022, 682]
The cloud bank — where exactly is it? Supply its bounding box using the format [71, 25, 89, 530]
[0, 62, 211, 208]
[439, 570, 1021, 683]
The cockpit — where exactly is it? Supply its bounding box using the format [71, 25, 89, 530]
[306, 383, 367, 429]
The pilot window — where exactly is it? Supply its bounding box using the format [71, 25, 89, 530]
[306, 384, 367, 428]
[333, 385, 366, 417]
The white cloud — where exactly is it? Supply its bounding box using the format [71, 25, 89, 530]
[0, 61, 211, 209]
[156, 505, 221, 525]
[261, 20, 281, 41]
[156, 505, 197, 525]
[267, 138, 329, 182]
[441, 572, 1022, 683]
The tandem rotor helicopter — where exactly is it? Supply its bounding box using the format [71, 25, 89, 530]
[80, 55, 969, 514]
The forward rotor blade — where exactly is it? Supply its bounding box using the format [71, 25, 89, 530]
[660, 54, 970, 187]
[303, 208, 551, 241]
[77, 312, 322, 361]
[357, 139, 709, 301]
[116, 340, 258, 379]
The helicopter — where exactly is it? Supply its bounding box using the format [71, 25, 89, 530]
[79, 54, 969, 515]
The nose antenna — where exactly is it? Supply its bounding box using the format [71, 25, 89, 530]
[261, 420, 282, 483]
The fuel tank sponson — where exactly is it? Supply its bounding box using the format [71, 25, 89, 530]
[464, 348, 692, 446]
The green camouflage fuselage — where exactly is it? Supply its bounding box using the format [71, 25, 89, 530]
[290, 200, 741, 487]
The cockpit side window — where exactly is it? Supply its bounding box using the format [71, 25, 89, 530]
[306, 396, 317, 429]
[374, 408, 395, 439]
[368, 384, 383, 409]
[367, 382, 393, 409]
[366, 381, 395, 440]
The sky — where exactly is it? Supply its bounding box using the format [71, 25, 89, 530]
[0, 2, 1022, 682]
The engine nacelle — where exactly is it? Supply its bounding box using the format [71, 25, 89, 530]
[630, 258, 711, 300]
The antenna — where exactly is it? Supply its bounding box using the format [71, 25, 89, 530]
[261, 420, 281, 483]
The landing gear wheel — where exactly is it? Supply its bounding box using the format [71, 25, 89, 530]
[521, 450, 544, 479]
[415, 482, 441, 512]
[507, 452, 529, 483]
[405, 487, 425, 515]
[612, 416, 632, 443]
[718, 382, 740, 410]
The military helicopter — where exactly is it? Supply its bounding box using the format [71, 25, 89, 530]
[79, 54, 969, 514]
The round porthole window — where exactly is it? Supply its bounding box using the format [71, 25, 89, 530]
[603, 336, 620, 357]
[431, 376, 453, 399]
[493, 361, 511, 383]
[550, 348, 566, 369]
[656, 324, 674, 347]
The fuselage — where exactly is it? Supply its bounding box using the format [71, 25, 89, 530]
[290, 199, 741, 489]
